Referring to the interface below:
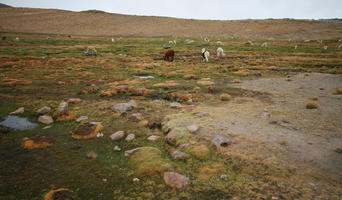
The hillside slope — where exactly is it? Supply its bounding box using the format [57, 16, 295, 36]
[0, 7, 341, 39]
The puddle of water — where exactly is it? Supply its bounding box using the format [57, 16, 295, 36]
[0, 115, 38, 131]
[133, 75, 154, 79]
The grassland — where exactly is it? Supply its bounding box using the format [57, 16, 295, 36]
[0, 32, 342, 199]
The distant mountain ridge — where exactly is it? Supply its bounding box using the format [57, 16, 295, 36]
[0, 3, 11, 8]
[0, 7, 341, 40]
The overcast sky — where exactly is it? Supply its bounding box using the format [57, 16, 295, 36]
[1, 0, 342, 20]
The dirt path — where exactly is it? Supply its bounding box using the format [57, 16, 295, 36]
[192, 73, 342, 180]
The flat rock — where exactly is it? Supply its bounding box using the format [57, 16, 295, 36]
[38, 115, 53, 124]
[36, 106, 51, 115]
[10, 107, 24, 115]
[170, 102, 183, 108]
[129, 113, 143, 122]
[68, 98, 82, 104]
[125, 133, 135, 141]
[187, 124, 199, 133]
[212, 134, 232, 148]
[147, 135, 160, 141]
[76, 116, 88, 122]
[113, 145, 121, 151]
[125, 147, 141, 157]
[113, 101, 137, 113]
[110, 131, 125, 141]
[163, 172, 189, 190]
[270, 119, 299, 130]
[171, 150, 187, 160]
[57, 101, 68, 115]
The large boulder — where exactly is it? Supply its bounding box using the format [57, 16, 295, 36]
[163, 172, 189, 190]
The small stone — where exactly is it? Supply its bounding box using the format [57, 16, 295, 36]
[90, 121, 101, 125]
[219, 93, 231, 101]
[171, 150, 187, 160]
[128, 100, 138, 107]
[220, 174, 228, 181]
[179, 143, 190, 149]
[42, 125, 52, 129]
[147, 135, 160, 141]
[67, 98, 82, 104]
[163, 172, 189, 190]
[187, 124, 199, 133]
[96, 132, 104, 138]
[260, 112, 271, 120]
[153, 99, 162, 104]
[334, 148, 342, 153]
[86, 151, 97, 159]
[113, 103, 133, 113]
[76, 116, 88, 122]
[124, 147, 140, 157]
[125, 133, 135, 141]
[170, 102, 182, 108]
[36, 106, 51, 115]
[133, 178, 140, 182]
[38, 115, 53, 124]
[57, 101, 68, 115]
[10, 107, 24, 115]
[129, 113, 143, 122]
[113, 145, 121, 151]
[110, 131, 125, 141]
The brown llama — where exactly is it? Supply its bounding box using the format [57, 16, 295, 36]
[164, 50, 175, 62]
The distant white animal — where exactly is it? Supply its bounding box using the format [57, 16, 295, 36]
[317, 40, 323, 43]
[202, 48, 210, 62]
[117, 37, 122, 41]
[217, 47, 225, 57]
[304, 40, 310, 42]
[323, 46, 328, 50]
[15, 37, 20, 41]
[261, 42, 268, 48]
[216, 41, 223, 45]
[204, 37, 210, 42]
[168, 40, 176, 45]
[246, 41, 254, 46]
[338, 44, 342, 49]
[294, 45, 298, 49]
[338, 39, 342, 43]
[185, 39, 194, 44]
[111, 38, 115, 42]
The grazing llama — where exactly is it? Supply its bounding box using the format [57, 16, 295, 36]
[202, 48, 210, 62]
[164, 50, 175, 62]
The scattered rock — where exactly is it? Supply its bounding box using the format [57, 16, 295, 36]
[71, 123, 103, 140]
[306, 102, 319, 109]
[21, 137, 53, 149]
[38, 115, 53, 124]
[269, 119, 299, 130]
[57, 101, 68, 115]
[129, 113, 143, 122]
[128, 147, 171, 176]
[170, 102, 183, 108]
[212, 134, 232, 148]
[171, 150, 187, 160]
[332, 88, 342, 95]
[148, 116, 163, 129]
[113, 100, 137, 113]
[147, 135, 160, 141]
[163, 172, 189, 190]
[219, 93, 231, 101]
[76, 116, 88, 122]
[190, 145, 210, 159]
[113, 145, 121, 151]
[10, 107, 24, 115]
[125, 147, 141, 157]
[125, 133, 135, 142]
[334, 147, 342, 153]
[42, 125, 52, 129]
[220, 174, 228, 181]
[67, 98, 82, 104]
[179, 143, 190, 149]
[187, 124, 199, 133]
[260, 112, 271, 120]
[133, 178, 140, 183]
[110, 131, 125, 141]
[36, 106, 51, 115]
[86, 151, 97, 159]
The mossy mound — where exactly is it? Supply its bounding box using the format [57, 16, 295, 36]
[128, 147, 172, 177]
[71, 123, 103, 140]
[21, 137, 53, 149]
[166, 127, 192, 146]
[189, 145, 211, 160]
[198, 163, 225, 180]
[306, 102, 318, 109]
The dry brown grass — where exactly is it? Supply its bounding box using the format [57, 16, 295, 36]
[1, 8, 342, 39]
